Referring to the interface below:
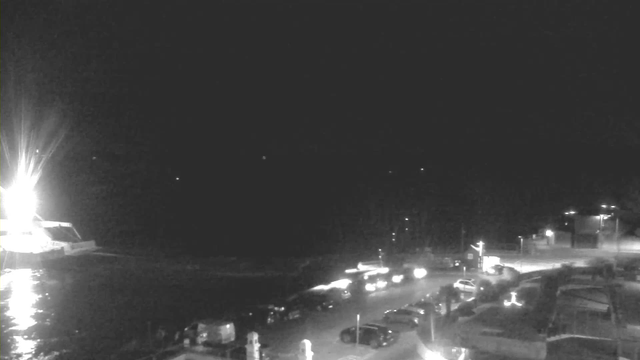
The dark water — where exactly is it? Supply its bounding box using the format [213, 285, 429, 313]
[1, 254, 298, 360]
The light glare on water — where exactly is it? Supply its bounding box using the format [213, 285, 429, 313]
[1, 268, 41, 358]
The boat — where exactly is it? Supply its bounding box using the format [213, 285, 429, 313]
[0, 218, 98, 269]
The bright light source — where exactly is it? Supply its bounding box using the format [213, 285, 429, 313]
[601, 204, 607, 208]
[392, 275, 404, 283]
[0, 231, 49, 253]
[262, 156, 267, 160]
[311, 284, 330, 291]
[424, 350, 447, 360]
[611, 205, 616, 209]
[376, 280, 387, 289]
[420, 168, 424, 171]
[345, 268, 359, 274]
[413, 268, 427, 279]
[378, 267, 389, 274]
[365, 283, 376, 292]
[504, 291, 522, 307]
[3, 184, 37, 226]
[405, 217, 409, 221]
[392, 232, 395, 236]
[329, 279, 352, 289]
[405, 228, 409, 231]
[545, 230, 554, 237]
[175, 177, 180, 181]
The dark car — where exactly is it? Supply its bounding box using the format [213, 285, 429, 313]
[339, 323, 399, 349]
[382, 308, 423, 327]
[325, 288, 352, 302]
[236, 305, 280, 326]
[411, 299, 442, 315]
[269, 299, 303, 321]
[290, 292, 335, 312]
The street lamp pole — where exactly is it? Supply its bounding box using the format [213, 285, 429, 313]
[471, 241, 484, 271]
[615, 216, 620, 254]
[520, 237, 524, 256]
[355, 313, 360, 351]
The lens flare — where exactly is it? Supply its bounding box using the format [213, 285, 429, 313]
[1, 97, 68, 223]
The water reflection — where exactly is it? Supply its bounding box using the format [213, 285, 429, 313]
[1, 268, 41, 359]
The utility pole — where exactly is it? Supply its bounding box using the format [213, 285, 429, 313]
[460, 224, 465, 253]
[355, 313, 360, 352]
[615, 216, 620, 254]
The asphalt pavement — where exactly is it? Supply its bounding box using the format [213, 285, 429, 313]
[257, 274, 466, 360]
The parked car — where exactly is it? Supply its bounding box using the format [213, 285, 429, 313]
[183, 319, 235, 346]
[236, 305, 280, 326]
[485, 264, 505, 276]
[289, 292, 335, 312]
[269, 298, 303, 321]
[411, 299, 442, 315]
[339, 323, 399, 349]
[325, 287, 352, 302]
[453, 278, 476, 293]
[382, 307, 424, 327]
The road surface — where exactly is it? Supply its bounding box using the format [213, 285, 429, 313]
[257, 274, 466, 360]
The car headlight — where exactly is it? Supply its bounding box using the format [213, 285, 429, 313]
[365, 283, 377, 292]
[392, 275, 404, 283]
[376, 280, 387, 289]
[413, 268, 427, 279]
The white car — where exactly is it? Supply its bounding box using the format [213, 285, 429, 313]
[453, 278, 476, 293]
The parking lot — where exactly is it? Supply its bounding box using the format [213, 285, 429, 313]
[251, 273, 463, 360]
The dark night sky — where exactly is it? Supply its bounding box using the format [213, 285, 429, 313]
[1, 2, 639, 256]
